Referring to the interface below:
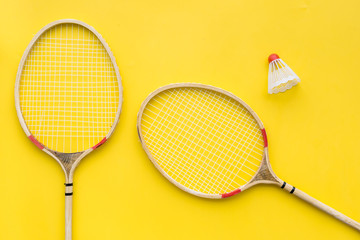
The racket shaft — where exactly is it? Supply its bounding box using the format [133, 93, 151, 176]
[65, 194, 73, 240]
[282, 182, 360, 231]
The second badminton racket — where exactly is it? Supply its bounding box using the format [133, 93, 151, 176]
[137, 83, 359, 231]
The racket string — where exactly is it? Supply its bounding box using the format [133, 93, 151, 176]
[146, 89, 244, 192]
[175, 89, 250, 193]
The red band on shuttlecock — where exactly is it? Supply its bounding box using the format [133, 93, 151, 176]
[261, 129, 268, 147]
[221, 189, 241, 198]
[268, 54, 280, 63]
[92, 137, 107, 150]
[29, 135, 44, 150]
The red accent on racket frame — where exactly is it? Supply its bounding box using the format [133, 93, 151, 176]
[261, 129, 268, 148]
[221, 189, 241, 198]
[28, 135, 44, 150]
[92, 137, 107, 150]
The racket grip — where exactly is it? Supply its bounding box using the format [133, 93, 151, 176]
[281, 181, 360, 231]
[65, 183, 73, 240]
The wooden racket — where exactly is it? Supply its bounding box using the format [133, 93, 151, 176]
[15, 19, 122, 239]
[137, 83, 360, 231]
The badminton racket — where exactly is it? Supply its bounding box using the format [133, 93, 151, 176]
[15, 19, 122, 240]
[137, 83, 359, 231]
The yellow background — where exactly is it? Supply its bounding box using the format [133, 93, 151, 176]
[1, 0, 360, 239]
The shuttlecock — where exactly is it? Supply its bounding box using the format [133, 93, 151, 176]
[268, 54, 300, 94]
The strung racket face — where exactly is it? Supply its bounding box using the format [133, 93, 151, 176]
[138, 84, 267, 198]
[15, 20, 122, 172]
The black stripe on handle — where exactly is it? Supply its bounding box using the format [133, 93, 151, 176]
[65, 192, 73, 196]
[290, 187, 296, 194]
[64, 183, 73, 186]
[281, 182, 286, 189]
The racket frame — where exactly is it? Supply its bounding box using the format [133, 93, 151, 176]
[137, 83, 280, 199]
[15, 19, 123, 182]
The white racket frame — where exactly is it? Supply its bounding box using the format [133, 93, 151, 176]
[14, 19, 123, 240]
[137, 83, 360, 231]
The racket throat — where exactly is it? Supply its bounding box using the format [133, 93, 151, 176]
[44, 149, 84, 180]
[248, 160, 279, 186]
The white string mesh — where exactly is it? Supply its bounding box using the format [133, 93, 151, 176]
[141, 87, 264, 195]
[19, 23, 119, 153]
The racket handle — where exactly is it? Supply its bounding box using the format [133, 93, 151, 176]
[280, 181, 360, 231]
[65, 183, 73, 240]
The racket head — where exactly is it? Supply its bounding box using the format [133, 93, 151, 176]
[15, 19, 122, 175]
[137, 83, 269, 199]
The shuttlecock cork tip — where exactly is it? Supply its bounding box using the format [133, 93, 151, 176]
[268, 54, 280, 63]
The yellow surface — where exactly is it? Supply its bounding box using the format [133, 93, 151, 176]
[1, 0, 360, 239]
